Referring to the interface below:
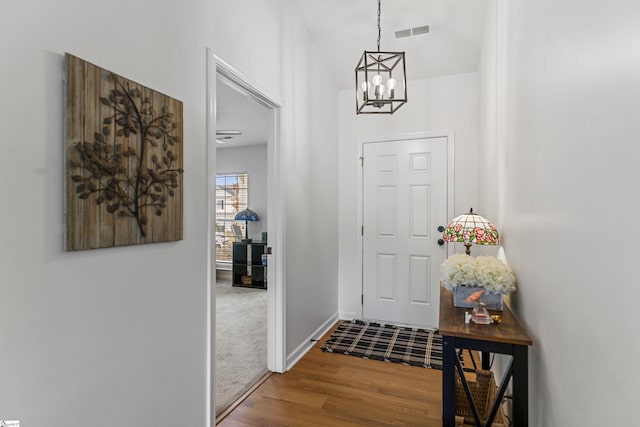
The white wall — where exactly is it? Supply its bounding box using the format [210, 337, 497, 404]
[0, 1, 211, 426]
[217, 145, 268, 240]
[279, 8, 340, 357]
[0, 0, 340, 425]
[212, 2, 339, 363]
[478, 1, 640, 425]
[337, 73, 479, 320]
[210, 1, 283, 105]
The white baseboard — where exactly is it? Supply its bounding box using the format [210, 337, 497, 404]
[339, 311, 357, 321]
[215, 269, 232, 281]
[216, 262, 232, 271]
[286, 312, 339, 370]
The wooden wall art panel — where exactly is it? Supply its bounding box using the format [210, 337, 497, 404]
[65, 53, 184, 250]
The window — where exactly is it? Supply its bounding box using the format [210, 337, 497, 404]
[215, 173, 248, 262]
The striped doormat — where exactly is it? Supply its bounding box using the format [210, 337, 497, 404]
[321, 320, 443, 369]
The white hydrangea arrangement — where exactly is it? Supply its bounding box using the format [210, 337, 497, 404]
[440, 254, 516, 294]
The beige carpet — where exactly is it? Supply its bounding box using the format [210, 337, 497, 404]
[215, 277, 268, 416]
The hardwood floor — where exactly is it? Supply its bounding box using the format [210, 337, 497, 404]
[218, 322, 444, 426]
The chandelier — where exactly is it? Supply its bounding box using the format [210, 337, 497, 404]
[355, 0, 407, 114]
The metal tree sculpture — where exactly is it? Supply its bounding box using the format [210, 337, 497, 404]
[69, 73, 183, 237]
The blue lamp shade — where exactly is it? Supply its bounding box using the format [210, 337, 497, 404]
[234, 208, 259, 241]
[234, 209, 259, 222]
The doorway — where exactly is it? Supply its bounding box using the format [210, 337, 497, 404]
[206, 50, 285, 426]
[360, 132, 454, 328]
[214, 77, 269, 418]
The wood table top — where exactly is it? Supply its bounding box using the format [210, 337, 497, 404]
[439, 288, 533, 346]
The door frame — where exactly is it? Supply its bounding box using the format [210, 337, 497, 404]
[206, 48, 286, 427]
[357, 130, 455, 321]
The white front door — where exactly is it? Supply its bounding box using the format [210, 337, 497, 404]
[362, 137, 449, 327]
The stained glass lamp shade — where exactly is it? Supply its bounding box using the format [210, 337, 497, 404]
[234, 208, 259, 241]
[443, 208, 499, 255]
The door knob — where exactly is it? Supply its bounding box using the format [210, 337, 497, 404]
[438, 239, 445, 246]
[437, 225, 445, 233]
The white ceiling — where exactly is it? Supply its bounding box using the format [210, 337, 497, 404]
[216, 79, 270, 148]
[216, 0, 488, 147]
[291, 0, 488, 90]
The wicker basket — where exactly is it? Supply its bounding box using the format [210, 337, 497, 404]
[454, 369, 506, 427]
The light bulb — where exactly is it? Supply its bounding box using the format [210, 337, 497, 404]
[372, 74, 383, 86]
[374, 84, 386, 98]
[361, 82, 368, 101]
[387, 78, 397, 99]
[362, 82, 369, 91]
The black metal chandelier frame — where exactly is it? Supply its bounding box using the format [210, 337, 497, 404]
[355, 0, 407, 114]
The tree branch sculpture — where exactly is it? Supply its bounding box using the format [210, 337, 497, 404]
[69, 73, 184, 237]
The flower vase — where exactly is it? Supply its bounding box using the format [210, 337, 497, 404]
[453, 285, 503, 311]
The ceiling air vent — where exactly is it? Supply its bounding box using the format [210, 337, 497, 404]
[412, 25, 430, 36]
[395, 29, 412, 39]
[395, 25, 431, 39]
[216, 130, 241, 145]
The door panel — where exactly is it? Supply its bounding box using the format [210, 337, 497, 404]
[362, 137, 448, 327]
[410, 185, 430, 238]
[377, 254, 397, 301]
[409, 255, 430, 304]
[377, 186, 397, 237]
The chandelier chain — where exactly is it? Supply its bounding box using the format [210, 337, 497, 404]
[377, 0, 381, 52]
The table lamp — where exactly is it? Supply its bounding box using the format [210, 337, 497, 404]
[234, 208, 259, 242]
[443, 208, 499, 255]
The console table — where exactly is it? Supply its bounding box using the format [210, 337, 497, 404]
[439, 288, 532, 426]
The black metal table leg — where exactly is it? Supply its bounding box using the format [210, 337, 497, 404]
[481, 350, 491, 370]
[512, 344, 529, 426]
[442, 336, 457, 427]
